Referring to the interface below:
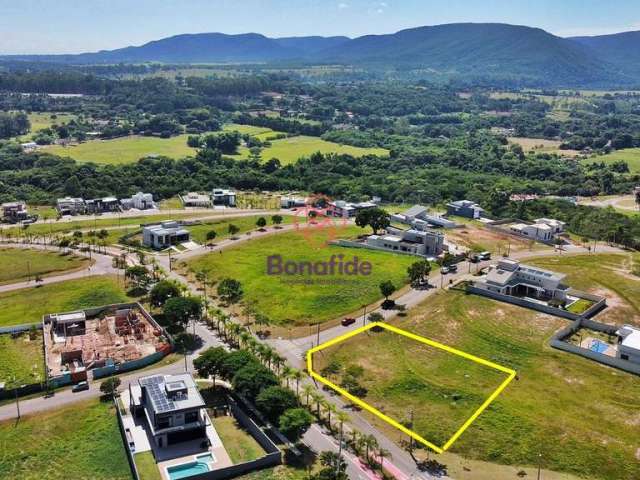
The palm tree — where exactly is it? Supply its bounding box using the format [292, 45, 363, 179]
[336, 411, 350, 473]
[364, 434, 378, 462]
[325, 401, 337, 431]
[292, 369, 304, 398]
[311, 392, 323, 418]
[302, 384, 314, 406]
[239, 331, 251, 349]
[376, 448, 391, 472]
[281, 366, 294, 388]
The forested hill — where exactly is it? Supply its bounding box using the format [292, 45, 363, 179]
[3, 23, 640, 86]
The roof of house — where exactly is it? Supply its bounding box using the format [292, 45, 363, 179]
[139, 373, 204, 414]
[617, 325, 640, 351]
[404, 205, 429, 217]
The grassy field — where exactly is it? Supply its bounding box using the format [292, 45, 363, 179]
[0, 275, 129, 327]
[584, 148, 640, 173]
[230, 135, 389, 165]
[184, 226, 415, 326]
[0, 399, 131, 480]
[0, 331, 44, 385]
[213, 415, 265, 463]
[507, 137, 581, 157]
[0, 247, 90, 284]
[318, 253, 640, 480]
[45, 134, 197, 165]
[187, 215, 292, 243]
[16, 112, 77, 141]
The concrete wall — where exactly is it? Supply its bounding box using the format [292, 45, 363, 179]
[0, 322, 41, 334]
[93, 351, 167, 379]
[333, 239, 425, 258]
[550, 318, 640, 376]
[115, 400, 141, 480]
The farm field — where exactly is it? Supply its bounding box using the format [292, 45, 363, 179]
[0, 247, 90, 284]
[0, 275, 129, 327]
[0, 331, 44, 385]
[183, 226, 414, 326]
[45, 134, 197, 164]
[584, 147, 640, 173]
[16, 112, 77, 141]
[319, 258, 640, 480]
[0, 399, 131, 480]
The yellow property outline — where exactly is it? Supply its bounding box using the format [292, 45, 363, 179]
[306, 322, 516, 454]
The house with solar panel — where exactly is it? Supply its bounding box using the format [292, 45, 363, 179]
[129, 373, 211, 448]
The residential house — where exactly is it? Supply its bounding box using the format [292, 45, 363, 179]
[121, 192, 156, 211]
[211, 188, 236, 207]
[366, 226, 444, 257]
[182, 192, 211, 208]
[534, 218, 566, 234]
[473, 259, 568, 301]
[280, 196, 307, 209]
[1, 202, 29, 223]
[616, 325, 640, 364]
[20, 142, 38, 152]
[326, 200, 377, 218]
[56, 197, 86, 216]
[85, 197, 120, 214]
[391, 205, 457, 229]
[509, 222, 554, 242]
[129, 374, 209, 448]
[142, 221, 190, 249]
[446, 200, 484, 219]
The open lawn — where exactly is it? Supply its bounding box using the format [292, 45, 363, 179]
[187, 215, 292, 244]
[230, 135, 389, 165]
[212, 415, 265, 463]
[0, 275, 129, 327]
[507, 137, 581, 157]
[16, 112, 77, 141]
[135, 451, 162, 480]
[318, 253, 640, 480]
[584, 147, 640, 173]
[0, 247, 90, 284]
[45, 134, 197, 165]
[0, 399, 131, 480]
[0, 331, 44, 384]
[183, 226, 414, 326]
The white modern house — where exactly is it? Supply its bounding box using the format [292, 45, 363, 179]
[211, 188, 236, 207]
[509, 222, 554, 242]
[534, 218, 566, 234]
[121, 192, 156, 210]
[129, 374, 209, 448]
[280, 196, 307, 209]
[616, 325, 640, 364]
[391, 205, 457, 229]
[366, 226, 444, 256]
[473, 259, 569, 301]
[56, 197, 86, 216]
[326, 200, 377, 218]
[182, 192, 212, 208]
[142, 221, 190, 249]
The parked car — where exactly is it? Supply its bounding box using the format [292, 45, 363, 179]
[448, 264, 458, 273]
[469, 254, 480, 263]
[341, 317, 356, 327]
[440, 266, 450, 275]
[72, 381, 89, 393]
[479, 251, 491, 260]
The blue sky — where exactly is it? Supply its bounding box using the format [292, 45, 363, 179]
[2, 0, 640, 54]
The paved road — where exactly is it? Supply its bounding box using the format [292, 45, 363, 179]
[0, 242, 119, 293]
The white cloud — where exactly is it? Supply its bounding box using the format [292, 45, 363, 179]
[338, 2, 349, 9]
[379, 2, 388, 7]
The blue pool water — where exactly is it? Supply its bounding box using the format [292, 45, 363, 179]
[167, 461, 210, 480]
[196, 453, 214, 463]
[590, 340, 609, 354]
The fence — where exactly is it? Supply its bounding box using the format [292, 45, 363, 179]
[0, 324, 46, 400]
[550, 318, 640, 376]
[93, 351, 167, 379]
[115, 399, 141, 480]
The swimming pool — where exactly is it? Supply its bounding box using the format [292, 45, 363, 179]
[166, 460, 210, 480]
[590, 340, 609, 354]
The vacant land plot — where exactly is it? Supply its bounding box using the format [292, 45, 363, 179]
[507, 137, 581, 157]
[184, 226, 414, 326]
[584, 147, 640, 173]
[46, 134, 197, 164]
[526, 253, 640, 325]
[445, 224, 551, 255]
[0, 399, 131, 480]
[187, 215, 292, 244]
[0, 331, 44, 384]
[0, 247, 90, 284]
[16, 112, 77, 141]
[213, 415, 265, 463]
[0, 275, 128, 327]
[321, 281, 640, 480]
